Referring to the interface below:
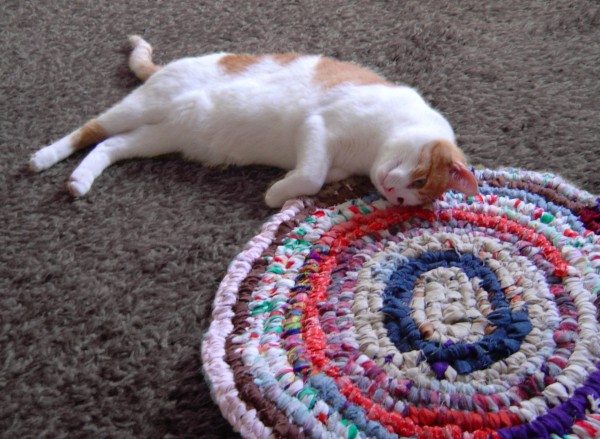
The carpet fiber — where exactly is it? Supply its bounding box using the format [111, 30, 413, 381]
[1, 1, 599, 438]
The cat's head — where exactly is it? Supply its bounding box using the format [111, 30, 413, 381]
[372, 139, 478, 206]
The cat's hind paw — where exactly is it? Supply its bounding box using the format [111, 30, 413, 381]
[66, 170, 94, 197]
[30, 147, 58, 172]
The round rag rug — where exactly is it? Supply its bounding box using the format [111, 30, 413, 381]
[202, 168, 600, 439]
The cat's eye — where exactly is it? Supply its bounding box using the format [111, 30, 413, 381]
[409, 178, 426, 189]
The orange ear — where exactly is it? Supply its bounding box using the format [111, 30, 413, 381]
[447, 162, 478, 196]
[415, 140, 479, 200]
[428, 140, 478, 196]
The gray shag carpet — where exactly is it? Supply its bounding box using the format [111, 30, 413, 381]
[2, 1, 599, 437]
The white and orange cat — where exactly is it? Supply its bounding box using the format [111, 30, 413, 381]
[30, 36, 478, 207]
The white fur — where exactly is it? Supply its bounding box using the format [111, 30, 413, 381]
[30, 37, 458, 207]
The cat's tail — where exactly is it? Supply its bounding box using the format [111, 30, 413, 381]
[128, 35, 161, 81]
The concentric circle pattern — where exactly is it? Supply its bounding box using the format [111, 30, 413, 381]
[202, 169, 600, 439]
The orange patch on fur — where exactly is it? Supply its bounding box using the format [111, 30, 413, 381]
[272, 53, 301, 65]
[219, 53, 302, 74]
[219, 54, 262, 74]
[71, 119, 107, 150]
[411, 140, 467, 202]
[312, 57, 391, 89]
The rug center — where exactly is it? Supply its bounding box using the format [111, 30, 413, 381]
[411, 266, 488, 345]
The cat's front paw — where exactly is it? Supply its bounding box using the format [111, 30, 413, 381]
[265, 182, 289, 208]
[265, 174, 321, 208]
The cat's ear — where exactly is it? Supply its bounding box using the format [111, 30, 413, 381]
[447, 162, 478, 196]
[420, 140, 479, 198]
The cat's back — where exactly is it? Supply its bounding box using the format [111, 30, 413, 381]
[146, 52, 319, 93]
[214, 53, 393, 93]
[216, 53, 318, 81]
[149, 51, 394, 98]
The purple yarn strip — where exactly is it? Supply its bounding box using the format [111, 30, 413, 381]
[498, 365, 600, 439]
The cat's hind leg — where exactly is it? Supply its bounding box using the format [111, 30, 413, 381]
[30, 119, 108, 172]
[30, 90, 158, 173]
[66, 124, 174, 196]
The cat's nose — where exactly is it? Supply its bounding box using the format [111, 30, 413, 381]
[396, 197, 404, 205]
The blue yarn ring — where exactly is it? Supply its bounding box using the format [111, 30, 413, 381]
[382, 250, 533, 376]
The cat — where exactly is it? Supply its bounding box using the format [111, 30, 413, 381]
[30, 35, 478, 208]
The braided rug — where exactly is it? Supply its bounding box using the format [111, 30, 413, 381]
[202, 168, 600, 439]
